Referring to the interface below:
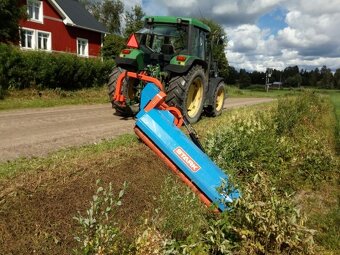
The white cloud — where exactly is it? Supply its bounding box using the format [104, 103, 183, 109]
[124, 0, 142, 11]
[137, 0, 340, 71]
[224, 0, 340, 71]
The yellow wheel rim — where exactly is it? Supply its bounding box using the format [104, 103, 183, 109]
[215, 86, 225, 112]
[186, 77, 204, 118]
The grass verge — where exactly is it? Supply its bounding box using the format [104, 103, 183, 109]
[0, 86, 108, 111]
[330, 92, 340, 152]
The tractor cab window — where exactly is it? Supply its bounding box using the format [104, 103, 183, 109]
[191, 27, 207, 60]
[137, 25, 188, 55]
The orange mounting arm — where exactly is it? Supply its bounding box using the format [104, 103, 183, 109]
[144, 90, 184, 128]
[113, 71, 165, 104]
[113, 70, 183, 127]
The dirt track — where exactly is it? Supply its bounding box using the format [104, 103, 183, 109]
[0, 98, 273, 162]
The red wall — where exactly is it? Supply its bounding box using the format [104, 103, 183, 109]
[19, 0, 102, 57]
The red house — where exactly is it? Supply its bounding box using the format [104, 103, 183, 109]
[19, 0, 107, 57]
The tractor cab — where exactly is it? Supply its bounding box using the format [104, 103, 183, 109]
[116, 16, 210, 72]
[136, 24, 189, 59]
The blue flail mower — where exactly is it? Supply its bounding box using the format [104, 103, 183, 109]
[134, 82, 239, 212]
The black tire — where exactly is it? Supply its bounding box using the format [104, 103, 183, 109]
[166, 65, 207, 124]
[107, 67, 138, 116]
[206, 82, 226, 117]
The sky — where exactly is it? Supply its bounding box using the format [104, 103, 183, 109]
[123, 0, 340, 72]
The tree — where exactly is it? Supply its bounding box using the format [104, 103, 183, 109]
[239, 69, 251, 88]
[0, 0, 26, 43]
[200, 18, 229, 80]
[285, 74, 302, 87]
[271, 69, 283, 83]
[250, 70, 265, 84]
[309, 68, 320, 87]
[82, 0, 124, 34]
[283, 66, 299, 80]
[334, 68, 340, 89]
[318, 65, 334, 88]
[226, 66, 238, 84]
[101, 34, 125, 59]
[124, 5, 145, 38]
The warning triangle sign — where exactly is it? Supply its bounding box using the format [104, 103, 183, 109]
[127, 34, 139, 48]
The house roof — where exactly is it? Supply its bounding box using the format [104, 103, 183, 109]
[49, 0, 108, 34]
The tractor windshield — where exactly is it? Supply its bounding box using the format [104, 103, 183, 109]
[137, 25, 188, 55]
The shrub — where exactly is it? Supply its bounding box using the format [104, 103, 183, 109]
[102, 34, 125, 60]
[0, 43, 114, 93]
[205, 110, 278, 180]
[227, 173, 315, 255]
[154, 176, 208, 240]
[161, 174, 315, 255]
[275, 91, 324, 136]
[205, 92, 336, 190]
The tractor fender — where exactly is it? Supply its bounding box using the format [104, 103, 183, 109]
[164, 58, 208, 74]
[205, 77, 224, 107]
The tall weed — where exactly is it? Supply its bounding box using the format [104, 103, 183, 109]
[73, 180, 128, 255]
[227, 173, 315, 255]
[205, 92, 336, 189]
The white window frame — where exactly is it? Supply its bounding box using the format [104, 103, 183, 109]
[20, 28, 35, 49]
[27, 0, 43, 23]
[37, 30, 51, 51]
[20, 27, 51, 51]
[77, 38, 89, 57]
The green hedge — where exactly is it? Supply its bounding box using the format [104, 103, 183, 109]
[0, 43, 115, 91]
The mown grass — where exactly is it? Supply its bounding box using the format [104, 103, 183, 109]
[0, 86, 108, 111]
[0, 134, 137, 180]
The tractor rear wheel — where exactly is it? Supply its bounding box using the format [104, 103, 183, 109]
[166, 65, 207, 124]
[107, 67, 138, 116]
[205, 81, 226, 117]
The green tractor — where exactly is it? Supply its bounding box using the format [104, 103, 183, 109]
[108, 16, 226, 123]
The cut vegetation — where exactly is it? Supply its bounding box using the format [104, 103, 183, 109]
[0, 91, 339, 254]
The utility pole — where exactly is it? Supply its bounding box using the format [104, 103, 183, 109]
[265, 68, 272, 92]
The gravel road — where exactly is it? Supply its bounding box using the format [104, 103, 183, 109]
[0, 98, 273, 162]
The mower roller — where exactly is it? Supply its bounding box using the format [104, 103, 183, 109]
[116, 71, 239, 211]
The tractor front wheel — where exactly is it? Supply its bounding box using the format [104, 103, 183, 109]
[205, 81, 226, 117]
[166, 65, 207, 124]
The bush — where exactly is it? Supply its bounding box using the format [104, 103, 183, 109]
[102, 34, 125, 60]
[227, 173, 315, 255]
[73, 180, 127, 255]
[0, 43, 114, 93]
[161, 174, 315, 255]
[205, 92, 335, 190]
[205, 110, 278, 180]
[275, 91, 323, 135]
